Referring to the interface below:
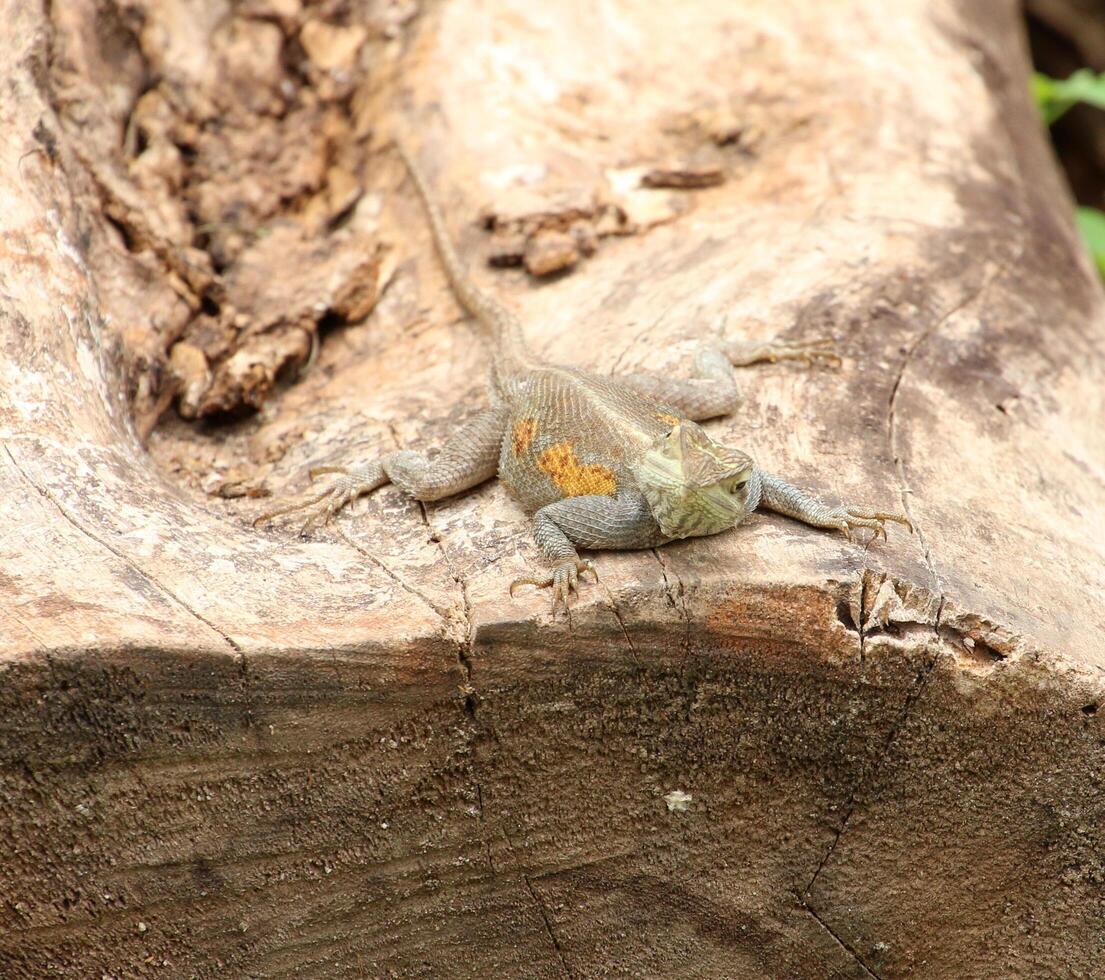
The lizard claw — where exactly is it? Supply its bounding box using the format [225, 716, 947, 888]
[726, 338, 842, 369]
[832, 508, 913, 544]
[768, 339, 842, 368]
[253, 467, 385, 533]
[510, 558, 598, 611]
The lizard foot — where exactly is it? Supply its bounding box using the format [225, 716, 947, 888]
[831, 508, 913, 543]
[253, 465, 385, 534]
[728, 338, 842, 368]
[509, 558, 598, 610]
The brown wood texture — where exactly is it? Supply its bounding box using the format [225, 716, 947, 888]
[2, 0, 1104, 976]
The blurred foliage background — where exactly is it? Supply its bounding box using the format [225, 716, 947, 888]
[1027, 0, 1105, 275]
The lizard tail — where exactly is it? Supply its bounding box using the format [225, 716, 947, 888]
[395, 141, 532, 375]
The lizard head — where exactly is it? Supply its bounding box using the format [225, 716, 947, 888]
[634, 420, 757, 539]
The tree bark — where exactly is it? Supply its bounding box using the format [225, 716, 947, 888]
[2, 0, 1104, 977]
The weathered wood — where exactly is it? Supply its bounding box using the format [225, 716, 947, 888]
[2, 0, 1104, 976]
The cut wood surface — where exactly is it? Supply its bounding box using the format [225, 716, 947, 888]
[2, 0, 1104, 976]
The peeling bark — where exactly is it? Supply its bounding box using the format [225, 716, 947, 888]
[2, 0, 1105, 977]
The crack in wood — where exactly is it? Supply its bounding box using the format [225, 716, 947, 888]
[602, 583, 642, 670]
[802, 274, 993, 902]
[794, 891, 883, 980]
[651, 548, 691, 676]
[887, 268, 1000, 596]
[498, 828, 575, 978]
[332, 524, 451, 621]
[804, 628, 943, 898]
[522, 874, 575, 980]
[379, 421, 475, 694]
[3, 444, 243, 655]
[607, 298, 678, 376]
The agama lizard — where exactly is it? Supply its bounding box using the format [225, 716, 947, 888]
[256, 144, 911, 608]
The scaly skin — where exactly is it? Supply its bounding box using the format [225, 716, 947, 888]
[256, 143, 911, 609]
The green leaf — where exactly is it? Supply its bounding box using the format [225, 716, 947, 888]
[1075, 206, 1105, 278]
[1033, 70, 1105, 125]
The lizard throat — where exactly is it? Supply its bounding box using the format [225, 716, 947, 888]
[641, 485, 747, 538]
[635, 453, 749, 539]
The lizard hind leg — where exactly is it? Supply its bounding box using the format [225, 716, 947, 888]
[618, 336, 840, 423]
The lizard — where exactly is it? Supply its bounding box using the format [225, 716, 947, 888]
[256, 143, 911, 608]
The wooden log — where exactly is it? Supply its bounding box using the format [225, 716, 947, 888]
[2, 0, 1103, 975]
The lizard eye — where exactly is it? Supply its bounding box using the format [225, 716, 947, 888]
[729, 479, 749, 495]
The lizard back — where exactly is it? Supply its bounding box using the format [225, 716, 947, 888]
[397, 143, 687, 514]
[498, 365, 684, 513]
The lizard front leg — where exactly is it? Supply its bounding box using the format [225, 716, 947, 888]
[618, 337, 840, 422]
[510, 492, 667, 609]
[255, 405, 507, 532]
[754, 470, 912, 541]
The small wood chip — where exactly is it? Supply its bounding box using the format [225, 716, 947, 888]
[523, 229, 580, 277]
[664, 789, 693, 813]
[641, 166, 725, 190]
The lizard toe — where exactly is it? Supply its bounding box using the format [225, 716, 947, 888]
[509, 559, 597, 609]
[254, 468, 386, 533]
[792, 343, 842, 368]
[552, 567, 573, 609]
[833, 508, 912, 544]
[509, 572, 554, 597]
[253, 486, 334, 529]
[760, 340, 842, 368]
[846, 508, 913, 534]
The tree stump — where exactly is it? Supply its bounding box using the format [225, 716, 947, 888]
[2, 0, 1104, 976]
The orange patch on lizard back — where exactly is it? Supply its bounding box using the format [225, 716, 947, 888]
[512, 418, 537, 456]
[655, 411, 681, 426]
[537, 442, 617, 498]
